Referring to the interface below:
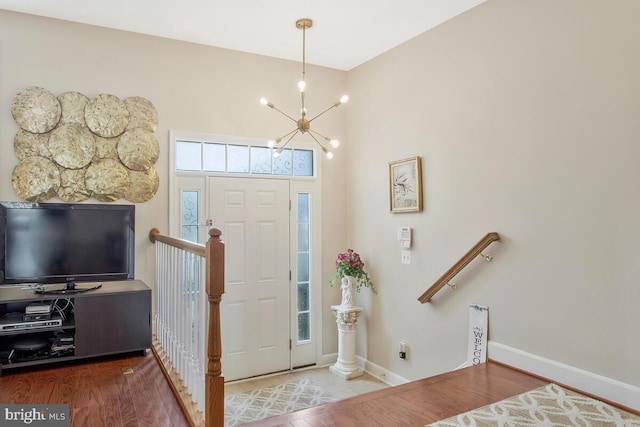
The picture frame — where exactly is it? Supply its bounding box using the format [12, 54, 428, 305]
[389, 156, 422, 213]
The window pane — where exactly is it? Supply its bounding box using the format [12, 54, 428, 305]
[297, 282, 309, 312]
[273, 149, 293, 175]
[176, 140, 202, 171]
[298, 224, 309, 252]
[182, 226, 199, 243]
[298, 312, 310, 341]
[182, 191, 199, 225]
[297, 253, 309, 282]
[297, 193, 309, 222]
[250, 146, 272, 174]
[228, 145, 249, 173]
[293, 150, 313, 176]
[203, 143, 226, 172]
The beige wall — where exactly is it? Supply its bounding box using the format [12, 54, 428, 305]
[0, 10, 346, 354]
[346, 0, 640, 386]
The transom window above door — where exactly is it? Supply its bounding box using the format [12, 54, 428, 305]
[176, 140, 314, 177]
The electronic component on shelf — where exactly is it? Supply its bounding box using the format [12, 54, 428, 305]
[25, 302, 53, 314]
[0, 313, 62, 331]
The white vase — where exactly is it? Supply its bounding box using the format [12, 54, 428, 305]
[340, 275, 356, 308]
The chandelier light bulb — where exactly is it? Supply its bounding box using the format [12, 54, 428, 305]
[259, 97, 268, 106]
[330, 139, 340, 148]
[340, 95, 349, 104]
[267, 140, 276, 148]
[273, 151, 281, 158]
[326, 151, 334, 159]
[298, 80, 306, 92]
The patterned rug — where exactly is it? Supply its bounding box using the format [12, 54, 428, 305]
[224, 378, 337, 426]
[427, 383, 640, 427]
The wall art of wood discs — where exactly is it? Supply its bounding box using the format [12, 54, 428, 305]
[125, 96, 159, 132]
[58, 91, 89, 125]
[85, 158, 131, 202]
[117, 128, 159, 171]
[11, 86, 61, 134]
[125, 167, 159, 203]
[12, 156, 61, 202]
[48, 123, 96, 169]
[84, 94, 130, 138]
[10, 86, 161, 204]
[93, 135, 120, 161]
[57, 167, 91, 203]
[14, 129, 52, 160]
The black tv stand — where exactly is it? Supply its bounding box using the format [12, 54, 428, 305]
[0, 280, 151, 375]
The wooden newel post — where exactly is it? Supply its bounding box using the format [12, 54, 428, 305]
[205, 228, 225, 427]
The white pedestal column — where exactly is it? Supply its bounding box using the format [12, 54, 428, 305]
[329, 305, 364, 380]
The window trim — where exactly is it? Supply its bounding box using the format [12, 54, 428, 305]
[172, 131, 319, 179]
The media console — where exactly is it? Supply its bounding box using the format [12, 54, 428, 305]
[0, 280, 151, 375]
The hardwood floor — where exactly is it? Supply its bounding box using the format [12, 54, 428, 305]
[0, 353, 552, 427]
[0, 351, 189, 427]
[241, 361, 549, 426]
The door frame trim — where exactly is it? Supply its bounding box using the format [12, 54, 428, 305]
[168, 130, 324, 372]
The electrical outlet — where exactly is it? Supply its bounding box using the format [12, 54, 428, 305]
[399, 342, 407, 359]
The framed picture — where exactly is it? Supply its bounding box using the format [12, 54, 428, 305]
[389, 156, 423, 213]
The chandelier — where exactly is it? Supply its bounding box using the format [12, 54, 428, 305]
[260, 18, 348, 159]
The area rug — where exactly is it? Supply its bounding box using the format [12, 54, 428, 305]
[224, 378, 337, 426]
[427, 383, 640, 427]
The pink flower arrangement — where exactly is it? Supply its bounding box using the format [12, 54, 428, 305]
[330, 249, 375, 293]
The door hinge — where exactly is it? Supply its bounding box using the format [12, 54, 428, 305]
[289, 199, 292, 211]
[289, 339, 292, 350]
[289, 270, 292, 281]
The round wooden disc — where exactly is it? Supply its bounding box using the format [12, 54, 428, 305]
[57, 167, 91, 202]
[125, 96, 159, 132]
[93, 135, 120, 161]
[11, 86, 61, 134]
[85, 94, 130, 138]
[125, 167, 159, 203]
[14, 129, 52, 160]
[85, 158, 131, 202]
[117, 128, 159, 171]
[12, 156, 60, 202]
[48, 123, 96, 169]
[58, 91, 89, 125]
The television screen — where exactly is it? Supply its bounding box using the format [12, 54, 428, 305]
[0, 202, 134, 285]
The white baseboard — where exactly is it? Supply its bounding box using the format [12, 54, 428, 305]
[455, 361, 471, 370]
[320, 353, 408, 386]
[318, 352, 338, 368]
[489, 341, 640, 411]
[355, 355, 410, 386]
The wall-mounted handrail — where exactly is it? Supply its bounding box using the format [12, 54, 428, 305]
[418, 232, 500, 303]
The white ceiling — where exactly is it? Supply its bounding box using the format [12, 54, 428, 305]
[0, 0, 485, 71]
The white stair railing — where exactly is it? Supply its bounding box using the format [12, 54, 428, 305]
[155, 240, 207, 412]
[150, 228, 225, 427]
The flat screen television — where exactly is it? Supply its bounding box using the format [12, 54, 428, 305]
[0, 202, 134, 290]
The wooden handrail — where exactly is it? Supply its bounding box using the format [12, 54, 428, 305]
[149, 227, 225, 427]
[418, 232, 500, 303]
[149, 227, 206, 257]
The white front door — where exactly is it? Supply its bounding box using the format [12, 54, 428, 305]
[209, 177, 290, 381]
